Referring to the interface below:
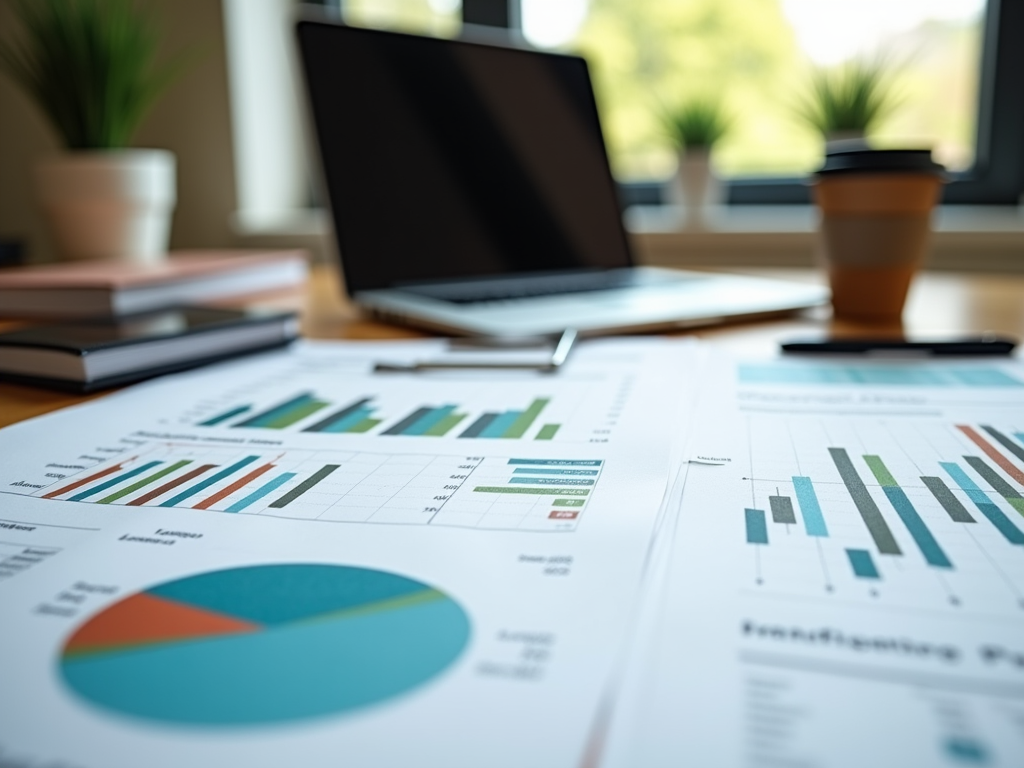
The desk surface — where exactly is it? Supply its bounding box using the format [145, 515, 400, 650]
[2, 265, 1023, 429]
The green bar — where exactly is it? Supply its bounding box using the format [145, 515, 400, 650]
[535, 424, 560, 440]
[473, 486, 589, 496]
[503, 398, 550, 439]
[553, 498, 585, 507]
[97, 460, 192, 504]
[863, 455, 898, 487]
[346, 418, 381, 434]
[424, 413, 468, 437]
[263, 400, 330, 429]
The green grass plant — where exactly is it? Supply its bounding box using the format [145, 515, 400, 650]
[0, 0, 183, 149]
[662, 97, 730, 151]
[796, 59, 900, 138]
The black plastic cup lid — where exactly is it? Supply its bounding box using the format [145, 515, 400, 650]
[817, 148, 945, 176]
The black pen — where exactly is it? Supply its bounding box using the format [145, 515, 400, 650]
[780, 336, 1018, 356]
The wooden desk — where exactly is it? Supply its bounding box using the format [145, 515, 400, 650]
[2, 264, 1023, 429]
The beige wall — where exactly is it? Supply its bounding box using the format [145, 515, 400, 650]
[0, 0, 238, 263]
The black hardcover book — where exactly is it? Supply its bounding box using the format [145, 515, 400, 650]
[0, 307, 299, 392]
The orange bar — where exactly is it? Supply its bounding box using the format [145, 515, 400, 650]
[43, 461, 127, 499]
[957, 425, 1024, 486]
[192, 463, 275, 510]
[128, 464, 217, 507]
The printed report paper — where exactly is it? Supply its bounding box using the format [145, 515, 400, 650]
[602, 353, 1024, 768]
[0, 338, 695, 768]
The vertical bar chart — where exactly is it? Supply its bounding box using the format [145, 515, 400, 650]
[303, 398, 381, 434]
[199, 405, 251, 426]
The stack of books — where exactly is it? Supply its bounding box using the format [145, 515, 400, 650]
[0, 250, 307, 391]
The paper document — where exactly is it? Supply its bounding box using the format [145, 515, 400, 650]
[0, 338, 695, 768]
[602, 353, 1024, 768]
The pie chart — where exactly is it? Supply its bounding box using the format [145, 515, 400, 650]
[60, 564, 471, 725]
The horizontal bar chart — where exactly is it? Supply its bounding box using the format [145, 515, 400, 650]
[957, 425, 1024, 486]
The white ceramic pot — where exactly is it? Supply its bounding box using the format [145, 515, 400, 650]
[671, 147, 721, 230]
[35, 150, 176, 263]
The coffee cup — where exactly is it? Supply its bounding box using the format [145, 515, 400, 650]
[812, 149, 945, 322]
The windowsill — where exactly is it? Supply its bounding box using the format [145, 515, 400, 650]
[231, 205, 1024, 272]
[627, 205, 1024, 272]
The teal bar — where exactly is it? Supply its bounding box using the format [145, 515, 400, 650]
[199, 405, 251, 426]
[737, 364, 1023, 387]
[225, 472, 297, 513]
[745, 508, 768, 544]
[479, 411, 522, 438]
[941, 462, 1024, 545]
[512, 468, 598, 476]
[69, 461, 162, 502]
[509, 477, 594, 486]
[507, 459, 602, 466]
[846, 549, 881, 579]
[792, 476, 828, 537]
[160, 456, 259, 507]
[236, 394, 318, 428]
[401, 405, 457, 436]
[880, 485, 953, 568]
[1016, 432, 1024, 446]
[320, 407, 373, 434]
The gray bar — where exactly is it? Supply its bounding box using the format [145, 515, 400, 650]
[921, 476, 976, 523]
[828, 447, 902, 555]
[460, 413, 498, 438]
[964, 456, 1023, 500]
[769, 495, 796, 524]
[268, 465, 339, 508]
[303, 398, 372, 433]
[381, 407, 433, 436]
[982, 425, 1024, 463]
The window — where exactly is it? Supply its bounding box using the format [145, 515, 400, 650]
[312, 0, 1022, 204]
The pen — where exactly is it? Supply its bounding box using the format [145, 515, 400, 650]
[780, 336, 1017, 356]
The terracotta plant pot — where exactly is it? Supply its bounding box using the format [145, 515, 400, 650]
[35, 149, 176, 263]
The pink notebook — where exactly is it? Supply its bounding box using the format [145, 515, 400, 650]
[0, 250, 308, 317]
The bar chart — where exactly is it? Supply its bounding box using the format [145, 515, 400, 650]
[197, 392, 565, 440]
[36, 443, 604, 532]
[740, 417, 1024, 614]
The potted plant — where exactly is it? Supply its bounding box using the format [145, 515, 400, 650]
[0, 0, 184, 263]
[796, 59, 899, 149]
[662, 97, 729, 229]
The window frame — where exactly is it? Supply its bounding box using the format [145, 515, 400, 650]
[466, 0, 1024, 206]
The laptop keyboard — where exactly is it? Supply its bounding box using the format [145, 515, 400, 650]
[401, 271, 688, 305]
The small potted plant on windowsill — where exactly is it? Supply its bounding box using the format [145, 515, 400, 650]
[662, 97, 729, 230]
[796, 58, 899, 150]
[0, 0, 185, 263]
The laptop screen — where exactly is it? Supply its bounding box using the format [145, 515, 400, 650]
[297, 21, 633, 293]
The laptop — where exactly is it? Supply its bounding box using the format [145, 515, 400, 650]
[296, 19, 826, 337]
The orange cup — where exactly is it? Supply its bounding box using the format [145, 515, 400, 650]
[812, 149, 945, 323]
